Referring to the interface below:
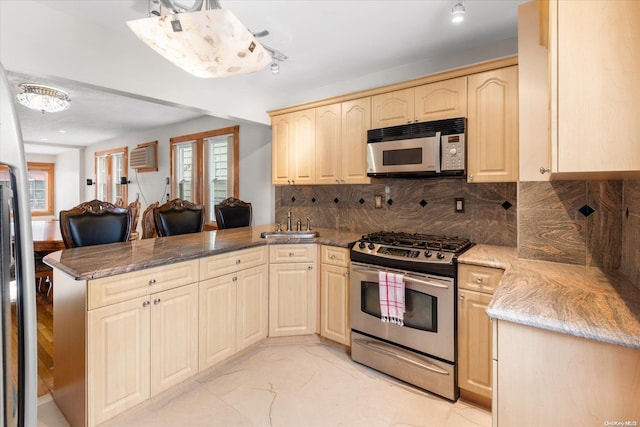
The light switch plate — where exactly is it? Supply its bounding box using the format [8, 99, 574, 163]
[455, 198, 465, 213]
[375, 195, 383, 209]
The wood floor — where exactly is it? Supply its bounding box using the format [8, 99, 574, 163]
[11, 292, 55, 397]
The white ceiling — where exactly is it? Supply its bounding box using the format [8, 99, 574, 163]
[7, 0, 526, 155]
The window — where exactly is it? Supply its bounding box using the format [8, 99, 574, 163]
[170, 126, 239, 224]
[94, 147, 128, 204]
[0, 162, 55, 216]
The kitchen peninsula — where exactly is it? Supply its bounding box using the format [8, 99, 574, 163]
[44, 224, 361, 427]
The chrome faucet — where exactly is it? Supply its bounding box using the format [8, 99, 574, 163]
[287, 210, 292, 231]
[296, 219, 302, 231]
[306, 217, 311, 231]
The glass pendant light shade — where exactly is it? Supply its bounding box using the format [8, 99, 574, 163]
[127, 8, 272, 78]
[16, 84, 71, 113]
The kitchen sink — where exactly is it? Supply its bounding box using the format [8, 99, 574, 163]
[260, 230, 319, 239]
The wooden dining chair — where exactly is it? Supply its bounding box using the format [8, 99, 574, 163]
[59, 199, 133, 248]
[128, 199, 141, 240]
[214, 197, 252, 229]
[153, 198, 205, 237]
[141, 202, 159, 239]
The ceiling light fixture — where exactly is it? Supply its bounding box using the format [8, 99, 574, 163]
[451, 1, 465, 24]
[128, 0, 278, 78]
[16, 83, 71, 114]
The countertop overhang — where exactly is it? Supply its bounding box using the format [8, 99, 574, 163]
[43, 224, 361, 281]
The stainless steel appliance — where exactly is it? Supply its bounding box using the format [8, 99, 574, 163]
[366, 117, 466, 178]
[349, 231, 473, 401]
[0, 63, 39, 426]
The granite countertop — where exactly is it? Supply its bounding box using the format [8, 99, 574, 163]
[459, 245, 640, 350]
[44, 224, 362, 281]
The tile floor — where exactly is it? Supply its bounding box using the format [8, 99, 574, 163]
[38, 337, 491, 427]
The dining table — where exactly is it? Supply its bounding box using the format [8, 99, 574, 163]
[31, 220, 65, 253]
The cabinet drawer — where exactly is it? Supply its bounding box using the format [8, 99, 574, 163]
[88, 260, 199, 310]
[200, 246, 267, 280]
[320, 245, 350, 268]
[458, 264, 503, 294]
[269, 244, 317, 263]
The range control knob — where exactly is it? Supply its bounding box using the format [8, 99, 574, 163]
[368, 243, 376, 250]
[358, 241, 366, 249]
[436, 252, 445, 260]
[449, 148, 457, 156]
[424, 250, 432, 258]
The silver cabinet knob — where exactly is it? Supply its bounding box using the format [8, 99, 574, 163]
[236, 259, 241, 264]
[468, 174, 474, 182]
[330, 254, 337, 259]
[154, 298, 161, 305]
[232, 276, 238, 282]
[307, 266, 313, 270]
[148, 279, 157, 285]
[540, 167, 551, 175]
[476, 276, 483, 284]
[459, 295, 465, 300]
[143, 300, 150, 307]
[289, 252, 295, 257]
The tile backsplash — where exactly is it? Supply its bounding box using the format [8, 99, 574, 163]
[275, 178, 517, 247]
[275, 177, 640, 289]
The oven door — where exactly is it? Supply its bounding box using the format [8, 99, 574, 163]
[366, 134, 441, 175]
[349, 261, 455, 362]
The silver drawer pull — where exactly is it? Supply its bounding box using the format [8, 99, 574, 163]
[330, 254, 337, 260]
[476, 276, 483, 283]
[289, 252, 295, 257]
[232, 276, 238, 282]
[142, 301, 150, 307]
[154, 298, 161, 305]
[148, 279, 157, 285]
[308, 266, 313, 270]
[236, 259, 241, 264]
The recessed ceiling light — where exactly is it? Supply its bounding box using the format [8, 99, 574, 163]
[451, 2, 465, 24]
[59, 129, 67, 134]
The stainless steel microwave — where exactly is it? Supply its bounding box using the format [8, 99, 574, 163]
[366, 117, 466, 178]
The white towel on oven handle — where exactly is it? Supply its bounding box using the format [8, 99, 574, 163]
[378, 271, 405, 326]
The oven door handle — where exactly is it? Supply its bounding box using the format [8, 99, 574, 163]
[352, 268, 449, 290]
[404, 276, 449, 289]
[354, 339, 450, 376]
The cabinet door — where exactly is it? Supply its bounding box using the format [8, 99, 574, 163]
[292, 109, 316, 184]
[458, 288, 493, 400]
[150, 283, 199, 395]
[237, 264, 268, 351]
[269, 262, 317, 337]
[551, 0, 640, 173]
[414, 77, 467, 122]
[271, 113, 293, 185]
[199, 275, 237, 371]
[320, 264, 350, 346]
[315, 104, 342, 184]
[371, 88, 415, 128]
[467, 66, 519, 183]
[341, 97, 371, 184]
[87, 296, 150, 426]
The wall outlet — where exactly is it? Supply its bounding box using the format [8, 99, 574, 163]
[166, 177, 170, 185]
[455, 198, 465, 213]
[374, 195, 383, 209]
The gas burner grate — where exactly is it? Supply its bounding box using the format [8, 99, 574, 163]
[360, 231, 472, 254]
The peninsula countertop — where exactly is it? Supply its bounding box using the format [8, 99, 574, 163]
[458, 245, 640, 349]
[44, 224, 362, 281]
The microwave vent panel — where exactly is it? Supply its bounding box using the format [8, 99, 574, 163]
[130, 145, 156, 169]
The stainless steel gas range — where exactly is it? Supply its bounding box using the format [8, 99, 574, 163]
[349, 231, 473, 401]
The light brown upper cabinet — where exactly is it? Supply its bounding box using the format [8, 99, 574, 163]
[316, 98, 371, 185]
[271, 110, 316, 185]
[467, 66, 519, 183]
[548, 0, 640, 175]
[371, 77, 467, 128]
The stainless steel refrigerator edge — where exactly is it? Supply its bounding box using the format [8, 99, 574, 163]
[0, 63, 39, 426]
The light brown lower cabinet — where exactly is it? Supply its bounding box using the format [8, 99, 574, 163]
[87, 282, 199, 426]
[268, 244, 318, 337]
[320, 245, 350, 346]
[493, 320, 640, 426]
[457, 263, 503, 408]
[199, 264, 268, 370]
